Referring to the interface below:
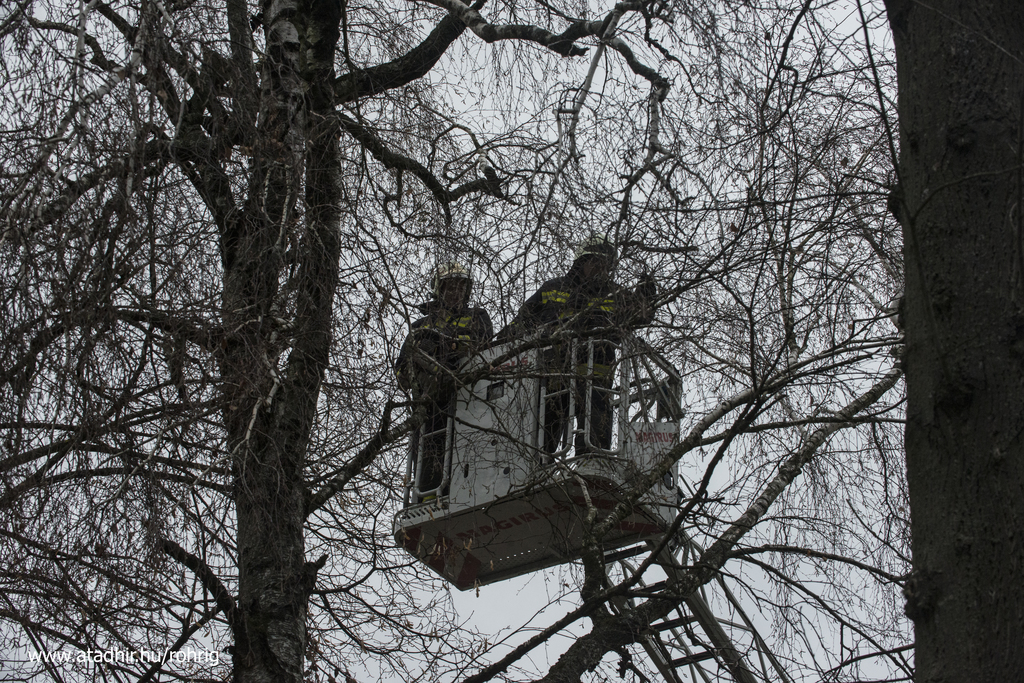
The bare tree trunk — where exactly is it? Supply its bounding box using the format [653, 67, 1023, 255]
[224, 1, 342, 681]
[885, 1, 1024, 680]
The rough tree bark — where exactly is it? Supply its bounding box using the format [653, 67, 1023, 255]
[885, 1, 1024, 680]
[222, 1, 343, 680]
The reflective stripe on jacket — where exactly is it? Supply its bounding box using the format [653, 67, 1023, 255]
[396, 305, 493, 381]
[505, 270, 652, 336]
[501, 270, 654, 378]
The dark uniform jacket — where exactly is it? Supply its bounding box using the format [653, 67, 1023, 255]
[503, 265, 655, 337]
[396, 302, 493, 391]
[501, 264, 656, 377]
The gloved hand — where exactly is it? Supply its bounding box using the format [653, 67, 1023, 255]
[636, 273, 657, 301]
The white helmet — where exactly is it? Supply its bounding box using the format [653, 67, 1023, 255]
[432, 261, 472, 300]
[574, 233, 617, 263]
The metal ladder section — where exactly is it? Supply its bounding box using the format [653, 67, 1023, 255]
[601, 340, 789, 681]
[603, 535, 792, 683]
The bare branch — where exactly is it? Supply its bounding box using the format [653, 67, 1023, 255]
[423, 0, 603, 56]
[159, 539, 237, 625]
[334, 3, 479, 103]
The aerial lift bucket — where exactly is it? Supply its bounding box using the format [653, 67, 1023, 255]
[394, 333, 682, 590]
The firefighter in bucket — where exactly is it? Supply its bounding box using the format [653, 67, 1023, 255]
[396, 263, 493, 501]
[503, 234, 657, 455]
